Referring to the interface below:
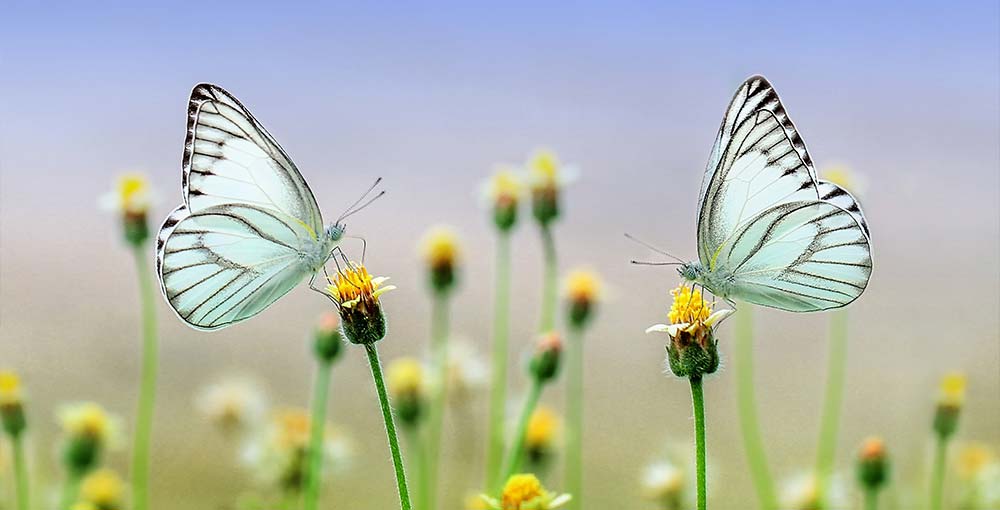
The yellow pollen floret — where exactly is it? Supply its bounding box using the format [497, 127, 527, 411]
[274, 408, 312, 449]
[420, 226, 460, 268]
[489, 167, 524, 202]
[61, 402, 112, 441]
[387, 358, 425, 397]
[0, 371, 22, 405]
[939, 372, 966, 407]
[526, 406, 560, 449]
[668, 286, 712, 325]
[79, 468, 125, 506]
[528, 149, 561, 188]
[116, 173, 151, 213]
[501, 474, 547, 509]
[327, 263, 395, 309]
[564, 270, 601, 304]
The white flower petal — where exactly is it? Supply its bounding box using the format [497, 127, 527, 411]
[705, 309, 734, 327]
[645, 323, 670, 334]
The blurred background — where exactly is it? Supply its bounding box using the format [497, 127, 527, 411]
[1, 1, 997, 508]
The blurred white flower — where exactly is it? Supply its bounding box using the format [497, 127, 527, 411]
[780, 471, 845, 510]
[195, 376, 267, 434]
[446, 338, 488, 403]
[642, 460, 686, 508]
[98, 173, 159, 215]
[241, 408, 353, 491]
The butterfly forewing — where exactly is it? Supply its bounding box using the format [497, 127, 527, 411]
[695, 76, 872, 311]
[158, 203, 315, 330]
[183, 84, 324, 235]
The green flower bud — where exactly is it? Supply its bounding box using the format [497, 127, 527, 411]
[313, 312, 344, 363]
[530, 332, 563, 383]
[857, 437, 890, 491]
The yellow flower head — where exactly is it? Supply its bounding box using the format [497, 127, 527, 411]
[327, 263, 395, 310]
[59, 402, 118, 445]
[420, 226, 461, 270]
[387, 358, 426, 398]
[79, 468, 125, 508]
[938, 372, 967, 407]
[485, 166, 524, 206]
[956, 442, 996, 479]
[859, 436, 886, 461]
[0, 371, 22, 406]
[668, 286, 711, 325]
[101, 172, 155, 215]
[564, 269, 602, 305]
[525, 406, 560, 451]
[820, 165, 865, 197]
[503, 474, 545, 508]
[274, 408, 312, 449]
[527, 149, 569, 191]
[489, 474, 570, 510]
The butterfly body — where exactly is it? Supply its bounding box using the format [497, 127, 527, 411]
[156, 84, 355, 331]
[673, 76, 872, 313]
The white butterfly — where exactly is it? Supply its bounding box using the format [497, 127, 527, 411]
[156, 84, 376, 330]
[664, 75, 872, 312]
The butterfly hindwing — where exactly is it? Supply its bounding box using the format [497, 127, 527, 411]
[183, 84, 324, 235]
[724, 200, 872, 312]
[158, 203, 315, 330]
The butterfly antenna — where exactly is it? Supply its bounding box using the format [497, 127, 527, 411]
[624, 233, 686, 264]
[630, 260, 684, 266]
[337, 177, 383, 223]
[341, 190, 385, 221]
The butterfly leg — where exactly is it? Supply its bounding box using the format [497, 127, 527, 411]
[342, 235, 368, 263]
[308, 271, 338, 305]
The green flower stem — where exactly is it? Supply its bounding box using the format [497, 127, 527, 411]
[304, 359, 333, 510]
[864, 489, 879, 510]
[497, 377, 544, 490]
[689, 376, 707, 510]
[486, 231, 512, 487]
[364, 343, 413, 510]
[404, 426, 430, 510]
[426, 293, 450, 510]
[12, 434, 29, 510]
[59, 472, 82, 510]
[930, 433, 948, 510]
[734, 305, 778, 510]
[130, 245, 158, 510]
[538, 224, 558, 333]
[565, 326, 584, 509]
[815, 308, 849, 505]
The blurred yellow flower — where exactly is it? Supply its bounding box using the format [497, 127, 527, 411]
[100, 172, 157, 215]
[484, 166, 524, 206]
[481, 473, 570, 510]
[564, 269, 602, 305]
[0, 371, 22, 406]
[195, 376, 267, 433]
[420, 225, 461, 270]
[387, 358, 426, 398]
[939, 372, 967, 407]
[79, 468, 125, 509]
[527, 149, 576, 191]
[327, 263, 395, 310]
[525, 405, 560, 452]
[956, 443, 996, 479]
[820, 165, 866, 197]
[58, 402, 120, 446]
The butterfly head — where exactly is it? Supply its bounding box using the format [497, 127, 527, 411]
[678, 261, 704, 283]
[325, 223, 346, 242]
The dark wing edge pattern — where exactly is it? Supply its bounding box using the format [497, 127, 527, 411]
[180, 84, 324, 230]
